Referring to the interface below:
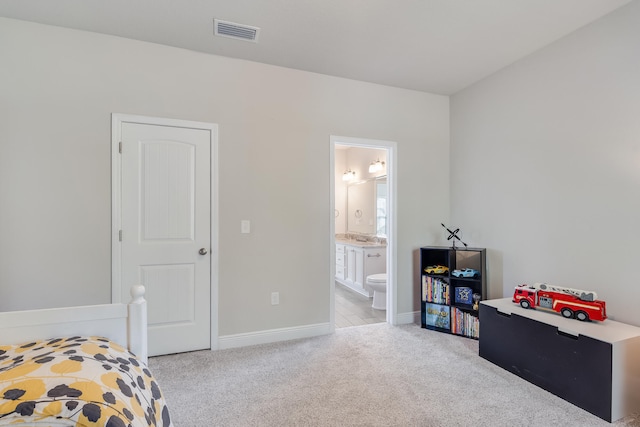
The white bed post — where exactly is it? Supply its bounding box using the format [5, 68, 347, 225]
[128, 285, 148, 364]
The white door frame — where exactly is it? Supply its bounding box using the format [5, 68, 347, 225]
[329, 135, 398, 328]
[111, 113, 219, 350]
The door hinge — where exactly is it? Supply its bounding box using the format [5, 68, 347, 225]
[119, 230, 123, 241]
[119, 142, 122, 153]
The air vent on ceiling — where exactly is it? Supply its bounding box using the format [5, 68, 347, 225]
[214, 19, 260, 42]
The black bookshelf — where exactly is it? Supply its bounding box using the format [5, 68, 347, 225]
[420, 246, 486, 339]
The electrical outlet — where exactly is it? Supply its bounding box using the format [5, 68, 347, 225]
[241, 220, 251, 234]
[271, 292, 279, 305]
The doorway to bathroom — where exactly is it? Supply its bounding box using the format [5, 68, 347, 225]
[330, 135, 396, 330]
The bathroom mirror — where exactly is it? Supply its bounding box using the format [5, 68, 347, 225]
[376, 178, 387, 237]
[347, 176, 387, 237]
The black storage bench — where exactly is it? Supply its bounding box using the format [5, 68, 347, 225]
[479, 298, 640, 423]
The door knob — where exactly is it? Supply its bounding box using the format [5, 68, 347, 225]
[199, 248, 208, 255]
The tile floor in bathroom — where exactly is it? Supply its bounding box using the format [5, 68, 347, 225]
[335, 282, 386, 328]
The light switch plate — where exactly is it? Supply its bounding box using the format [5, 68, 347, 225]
[241, 220, 250, 234]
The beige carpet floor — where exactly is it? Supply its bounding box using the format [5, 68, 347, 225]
[149, 323, 640, 427]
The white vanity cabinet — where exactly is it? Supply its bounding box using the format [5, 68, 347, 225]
[335, 241, 386, 297]
[335, 244, 346, 280]
[346, 246, 364, 289]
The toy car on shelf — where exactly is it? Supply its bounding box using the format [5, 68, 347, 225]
[451, 268, 480, 279]
[424, 265, 449, 275]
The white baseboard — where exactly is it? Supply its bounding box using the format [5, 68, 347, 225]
[218, 313, 421, 350]
[395, 311, 420, 325]
[218, 322, 333, 350]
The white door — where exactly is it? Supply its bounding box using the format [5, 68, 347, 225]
[117, 118, 213, 356]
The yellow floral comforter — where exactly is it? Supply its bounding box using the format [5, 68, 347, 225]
[0, 336, 171, 426]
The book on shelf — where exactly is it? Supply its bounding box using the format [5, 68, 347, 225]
[422, 276, 450, 304]
[424, 303, 450, 330]
[451, 307, 480, 339]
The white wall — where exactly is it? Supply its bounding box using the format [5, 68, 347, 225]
[334, 149, 348, 235]
[0, 18, 449, 333]
[451, 1, 640, 325]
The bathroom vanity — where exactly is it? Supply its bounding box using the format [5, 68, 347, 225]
[335, 239, 386, 297]
[334, 174, 387, 296]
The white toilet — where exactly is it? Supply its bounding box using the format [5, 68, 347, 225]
[366, 273, 387, 310]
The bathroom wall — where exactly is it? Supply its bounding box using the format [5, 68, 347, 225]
[335, 146, 387, 236]
[335, 149, 347, 234]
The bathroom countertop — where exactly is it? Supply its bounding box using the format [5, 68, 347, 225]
[335, 238, 387, 249]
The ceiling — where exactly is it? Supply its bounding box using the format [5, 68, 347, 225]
[0, 0, 632, 95]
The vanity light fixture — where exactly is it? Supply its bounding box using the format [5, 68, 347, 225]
[342, 170, 356, 182]
[368, 159, 385, 173]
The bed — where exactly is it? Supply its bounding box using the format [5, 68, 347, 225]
[0, 285, 172, 426]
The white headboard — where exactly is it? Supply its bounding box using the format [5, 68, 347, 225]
[0, 285, 147, 363]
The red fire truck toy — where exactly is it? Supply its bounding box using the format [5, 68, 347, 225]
[512, 282, 607, 322]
